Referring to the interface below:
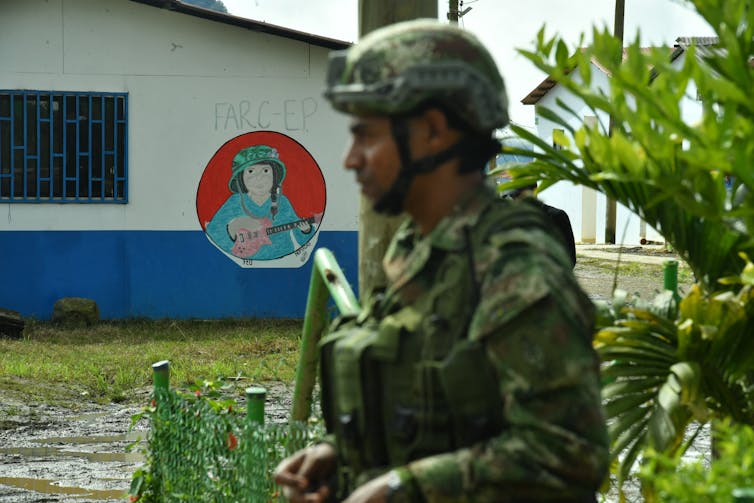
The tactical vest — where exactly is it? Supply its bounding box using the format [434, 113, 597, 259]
[319, 198, 569, 490]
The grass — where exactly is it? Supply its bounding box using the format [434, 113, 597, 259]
[576, 255, 695, 284]
[0, 259, 697, 408]
[0, 318, 303, 405]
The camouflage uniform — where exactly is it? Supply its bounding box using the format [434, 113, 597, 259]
[319, 18, 609, 502]
[320, 185, 608, 502]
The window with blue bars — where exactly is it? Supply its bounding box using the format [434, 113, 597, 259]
[0, 90, 128, 203]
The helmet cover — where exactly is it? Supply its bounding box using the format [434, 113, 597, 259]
[324, 19, 509, 133]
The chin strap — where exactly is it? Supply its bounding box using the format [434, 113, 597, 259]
[373, 117, 466, 215]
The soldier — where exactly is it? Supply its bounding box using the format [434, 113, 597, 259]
[274, 19, 608, 503]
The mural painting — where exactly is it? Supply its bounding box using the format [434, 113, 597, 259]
[196, 131, 326, 268]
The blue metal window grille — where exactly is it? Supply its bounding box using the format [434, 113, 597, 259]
[0, 90, 128, 203]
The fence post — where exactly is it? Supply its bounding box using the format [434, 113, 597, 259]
[663, 259, 679, 303]
[148, 360, 170, 499]
[246, 386, 266, 425]
[152, 360, 170, 393]
[291, 248, 360, 422]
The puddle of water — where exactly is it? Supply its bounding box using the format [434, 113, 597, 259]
[39, 431, 145, 445]
[0, 445, 143, 463]
[0, 431, 146, 463]
[68, 411, 110, 422]
[0, 477, 126, 500]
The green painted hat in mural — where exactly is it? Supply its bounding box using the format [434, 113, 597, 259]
[229, 144, 286, 191]
[324, 19, 509, 133]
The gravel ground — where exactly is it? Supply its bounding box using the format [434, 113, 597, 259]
[575, 244, 691, 302]
[0, 247, 700, 502]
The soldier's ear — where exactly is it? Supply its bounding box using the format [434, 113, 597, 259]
[422, 107, 449, 140]
[421, 107, 461, 152]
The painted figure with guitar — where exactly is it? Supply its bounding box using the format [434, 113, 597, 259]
[206, 144, 318, 260]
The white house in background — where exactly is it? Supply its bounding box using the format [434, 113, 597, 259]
[0, 0, 358, 319]
[520, 37, 715, 245]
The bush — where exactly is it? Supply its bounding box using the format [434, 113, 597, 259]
[639, 420, 754, 502]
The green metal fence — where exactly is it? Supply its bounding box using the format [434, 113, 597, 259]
[129, 248, 360, 502]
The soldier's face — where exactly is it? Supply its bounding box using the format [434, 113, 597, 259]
[343, 115, 401, 203]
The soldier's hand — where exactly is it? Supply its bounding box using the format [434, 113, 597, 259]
[274, 443, 337, 503]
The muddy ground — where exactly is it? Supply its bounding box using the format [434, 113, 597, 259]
[0, 246, 694, 502]
[0, 393, 148, 502]
[0, 382, 295, 502]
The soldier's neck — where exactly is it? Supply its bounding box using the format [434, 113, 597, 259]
[407, 167, 484, 236]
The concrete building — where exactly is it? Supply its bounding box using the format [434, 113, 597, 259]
[0, 0, 359, 319]
[521, 38, 713, 245]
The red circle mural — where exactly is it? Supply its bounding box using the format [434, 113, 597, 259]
[196, 131, 326, 263]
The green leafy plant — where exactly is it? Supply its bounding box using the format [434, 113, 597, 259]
[595, 256, 754, 495]
[638, 419, 754, 502]
[505, 0, 754, 498]
[507, 0, 754, 288]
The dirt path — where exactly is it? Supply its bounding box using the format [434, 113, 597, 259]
[0, 248, 692, 502]
[575, 245, 691, 302]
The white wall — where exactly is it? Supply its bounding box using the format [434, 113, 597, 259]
[0, 0, 357, 232]
[531, 62, 672, 246]
[533, 66, 608, 243]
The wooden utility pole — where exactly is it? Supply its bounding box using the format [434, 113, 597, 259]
[356, 0, 437, 299]
[359, 0, 438, 35]
[448, 0, 459, 23]
[605, 0, 625, 244]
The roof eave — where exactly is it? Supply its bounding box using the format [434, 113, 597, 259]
[129, 0, 351, 50]
[521, 75, 558, 105]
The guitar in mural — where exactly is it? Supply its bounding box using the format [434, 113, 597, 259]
[229, 213, 322, 259]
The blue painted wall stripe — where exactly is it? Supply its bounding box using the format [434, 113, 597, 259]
[0, 230, 358, 319]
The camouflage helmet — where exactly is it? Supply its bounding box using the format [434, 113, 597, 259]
[324, 19, 509, 133]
